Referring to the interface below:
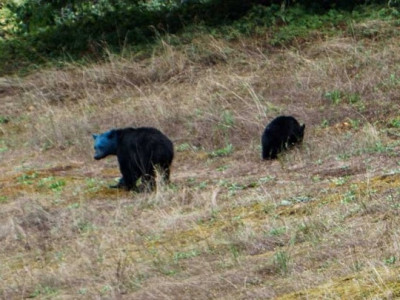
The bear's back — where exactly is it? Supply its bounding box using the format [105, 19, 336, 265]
[116, 127, 173, 159]
[263, 116, 300, 141]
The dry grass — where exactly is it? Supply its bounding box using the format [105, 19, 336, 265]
[1, 18, 400, 299]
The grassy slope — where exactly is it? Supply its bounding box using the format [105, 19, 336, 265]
[1, 13, 400, 299]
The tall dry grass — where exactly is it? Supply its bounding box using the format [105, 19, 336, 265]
[1, 18, 400, 299]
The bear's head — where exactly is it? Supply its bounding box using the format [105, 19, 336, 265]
[92, 130, 118, 160]
[298, 124, 305, 141]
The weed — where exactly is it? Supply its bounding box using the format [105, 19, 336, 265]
[386, 193, 400, 209]
[384, 256, 396, 265]
[281, 195, 313, 206]
[349, 118, 360, 129]
[227, 183, 245, 196]
[78, 288, 87, 295]
[342, 190, 357, 204]
[0, 196, 7, 203]
[364, 141, 394, 154]
[219, 110, 235, 130]
[269, 227, 286, 236]
[320, 119, 329, 128]
[29, 285, 59, 298]
[337, 153, 351, 160]
[259, 176, 276, 184]
[176, 142, 191, 152]
[388, 73, 400, 86]
[273, 250, 290, 275]
[48, 179, 66, 192]
[332, 176, 349, 186]
[0, 116, 9, 124]
[17, 172, 38, 185]
[173, 249, 201, 262]
[76, 220, 95, 234]
[209, 143, 234, 158]
[229, 244, 241, 263]
[216, 165, 229, 172]
[68, 202, 80, 209]
[389, 118, 400, 128]
[324, 90, 342, 105]
[312, 175, 321, 183]
[348, 93, 361, 104]
[38, 176, 66, 192]
[100, 285, 112, 294]
[196, 181, 208, 190]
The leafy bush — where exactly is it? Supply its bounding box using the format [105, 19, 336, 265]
[0, 0, 395, 74]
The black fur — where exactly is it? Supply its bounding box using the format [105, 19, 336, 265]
[113, 127, 173, 191]
[261, 116, 305, 160]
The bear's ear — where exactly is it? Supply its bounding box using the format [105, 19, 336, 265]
[107, 130, 116, 139]
[92, 134, 98, 140]
[301, 124, 305, 132]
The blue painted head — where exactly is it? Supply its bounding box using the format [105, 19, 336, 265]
[92, 130, 118, 160]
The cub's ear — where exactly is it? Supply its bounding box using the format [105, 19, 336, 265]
[92, 134, 98, 140]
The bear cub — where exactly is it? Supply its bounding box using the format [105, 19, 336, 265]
[261, 116, 305, 160]
[93, 127, 174, 191]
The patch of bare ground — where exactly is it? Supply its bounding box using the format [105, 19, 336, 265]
[1, 17, 400, 299]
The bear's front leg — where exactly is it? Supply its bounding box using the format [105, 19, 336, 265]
[109, 177, 127, 189]
[120, 169, 140, 192]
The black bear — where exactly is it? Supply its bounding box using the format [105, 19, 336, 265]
[261, 116, 305, 160]
[93, 127, 174, 191]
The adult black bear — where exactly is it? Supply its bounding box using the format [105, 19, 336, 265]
[261, 116, 305, 160]
[93, 127, 174, 191]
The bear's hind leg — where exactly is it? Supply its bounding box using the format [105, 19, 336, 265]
[141, 171, 156, 192]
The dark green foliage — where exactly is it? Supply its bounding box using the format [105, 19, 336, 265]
[0, 0, 395, 75]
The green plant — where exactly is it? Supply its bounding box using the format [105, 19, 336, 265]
[17, 172, 38, 185]
[348, 92, 361, 104]
[312, 175, 321, 183]
[196, 181, 208, 190]
[320, 119, 329, 128]
[389, 118, 400, 128]
[176, 142, 191, 152]
[38, 176, 66, 192]
[388, 73, 400, 85]
[273, 250, 290, 275]
[209, 143, 234, 157]
[349, 118, 360, 129]
[332, 176, 349, 186]
[342, 190, 357, 204]
[76, 220, 95, 234]
[78, 288, 87, 295]
[29, 285, 59, 298]
[101, 285, 112, 294]
[0, 116, 9, 124]
[227, 182, 245, 196]
[229, 244, 241, 263]
[384, 256, 397, 265]
[219, 110, 234, 129]
[324, 90, 342, 104]
[68, 202, 80, 209]
[259, 176, 276, 184]
[173, 249, 201, 262]
[269, 227, 286, 236]
[216, 165, 229, 171]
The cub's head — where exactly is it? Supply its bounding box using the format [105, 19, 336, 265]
[298, 124, 305, 141]
[92, 130, 118, 160]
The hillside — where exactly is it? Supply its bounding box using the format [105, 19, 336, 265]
[1, 8, 400, 299]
